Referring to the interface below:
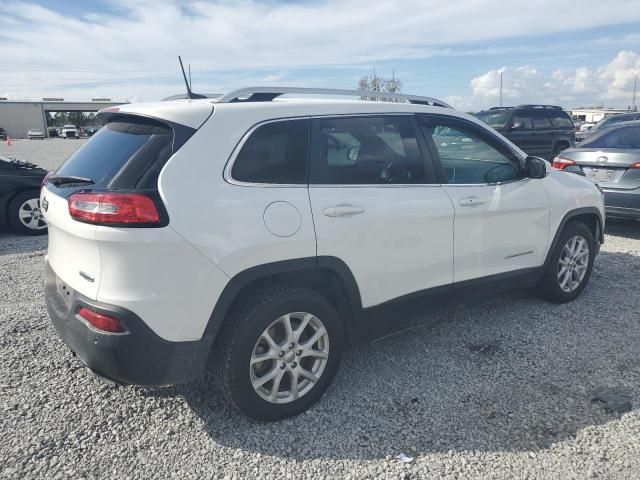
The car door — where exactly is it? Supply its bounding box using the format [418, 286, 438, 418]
[505, 111, 536, 156]
[308, 115, 455, 308]
[531, 110, 555, 158]
[417, 114, 550, 283]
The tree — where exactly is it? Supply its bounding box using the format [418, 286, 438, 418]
[358, 69, 403, 102]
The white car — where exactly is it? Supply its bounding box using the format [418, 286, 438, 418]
[41, 87, 605, 421]
[60, 124, 79, 139]
[27, 128, 45, 139]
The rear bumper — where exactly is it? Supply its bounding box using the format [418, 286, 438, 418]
[45, 260, 212, 386]
[603, 189, 640, 219]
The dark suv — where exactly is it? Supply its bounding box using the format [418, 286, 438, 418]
[474, 105, 575, 159]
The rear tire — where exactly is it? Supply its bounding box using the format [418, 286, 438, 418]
[7, 191, 48, 236]
[535, 221, 595, 303]
[216, 287, 344, 421]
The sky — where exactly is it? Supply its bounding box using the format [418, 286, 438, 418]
[1, 0, 639, 111]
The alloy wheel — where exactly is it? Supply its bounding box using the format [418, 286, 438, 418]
[250, 312, 329, 404]
[557, 235, 589, 293]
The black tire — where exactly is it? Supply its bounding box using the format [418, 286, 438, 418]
[535, 221, 595, 303]
[7, 191, 48, 236]
[216, 286, 344, 421]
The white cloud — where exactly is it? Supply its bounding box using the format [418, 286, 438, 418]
[1, 0, 640, 101]
[449, 50, 640, 111]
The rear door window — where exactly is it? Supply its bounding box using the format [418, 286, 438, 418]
[54, 116, 180, 189]
[309, 116, 432, 184]
[231, 119, 309, 184]
[531, 112, 553, 129]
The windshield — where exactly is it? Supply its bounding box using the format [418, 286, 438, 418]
[474, 111, 510, 129]
[580, 125, 640, 149]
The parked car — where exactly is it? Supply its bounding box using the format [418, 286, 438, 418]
[0, 127, 7, 141]
[576, 112, 640, 142]
[48, 128, 59, 138]
[474, 105, 575, 159]
[0, 155, 48, 235]
[27, 128, 45, 140]
[554, 120, 640, 219]
[60, 124, 79, 139]
[42, 87, 604, 421]
[84, 126, 100, 137]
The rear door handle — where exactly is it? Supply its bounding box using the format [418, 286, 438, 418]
[458, 196, 486, 207]
[323, 205, 365, 217]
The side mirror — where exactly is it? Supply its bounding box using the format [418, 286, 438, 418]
[525, 156, 547, 179]
[511, 121, 524, 130]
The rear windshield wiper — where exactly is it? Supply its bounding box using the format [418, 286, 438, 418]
[48, 175, 94, 187]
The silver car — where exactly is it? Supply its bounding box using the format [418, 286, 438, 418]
[27, 128, 45, 139]
[553, 120, 640, 220]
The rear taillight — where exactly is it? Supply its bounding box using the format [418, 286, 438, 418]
[631, 162, 640, 169]
[79, 307, 125, 333]
[68, 192, 160, 225]
[552, 157, 577, 170]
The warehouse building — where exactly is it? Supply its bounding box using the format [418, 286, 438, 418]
[0, 98, 124, 139]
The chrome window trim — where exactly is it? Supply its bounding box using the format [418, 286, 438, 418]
[225, 113, 434, 188]
[223, 113, 533, 188]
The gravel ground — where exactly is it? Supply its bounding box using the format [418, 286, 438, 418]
[1, 140, 640, 479]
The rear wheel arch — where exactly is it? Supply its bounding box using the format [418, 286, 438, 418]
[205, 257, 362, 345]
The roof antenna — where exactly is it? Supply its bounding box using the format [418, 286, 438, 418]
[178, 56, 192, 99]
[177, 56, 205, 99]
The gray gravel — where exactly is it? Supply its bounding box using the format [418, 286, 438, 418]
[1, 140, 640, 479]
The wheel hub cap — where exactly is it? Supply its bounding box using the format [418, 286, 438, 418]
[18, 198, 47, 230]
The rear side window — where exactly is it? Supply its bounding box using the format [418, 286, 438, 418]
[531, 111, 553, 129]
[549, 111, 574, 128]
[581, 126, 640, 149]
[231, 119, 309, 184]
[55, 116, 178, 189]
[310, 116, 430, 184]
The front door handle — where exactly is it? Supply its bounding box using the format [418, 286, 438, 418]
[323, 205, 365, 217]
[458, 196, 486, 207]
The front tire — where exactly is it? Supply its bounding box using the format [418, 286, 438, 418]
[217, 287, 344, 421]
[535, 221, 595, 303]
[8, 191, 48, 236]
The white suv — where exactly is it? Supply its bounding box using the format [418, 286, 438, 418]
[42, 87, 604, 421]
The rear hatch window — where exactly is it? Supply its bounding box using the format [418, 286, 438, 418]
[53, 116, 180, 193]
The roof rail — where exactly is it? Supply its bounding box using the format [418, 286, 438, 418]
[162, 93, 222, 101]
[517, 104, 563, 110]
[214, 87, 453, 108]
